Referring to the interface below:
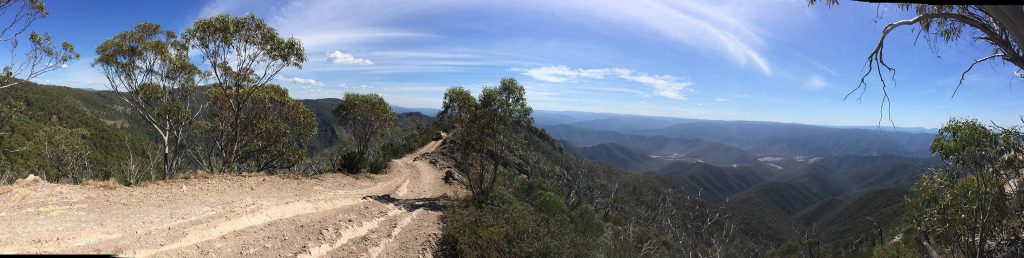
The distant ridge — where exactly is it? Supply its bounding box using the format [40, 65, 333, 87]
[292, 101, 940, 132]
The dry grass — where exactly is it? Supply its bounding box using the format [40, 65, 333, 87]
[13, 174, 45, 186]
[283, 174, 306, 180]
[191, 170, 212, 179]
[239, 172, 266, 178]
[85, 178, 122, 189]
[170, 170, 213, 181]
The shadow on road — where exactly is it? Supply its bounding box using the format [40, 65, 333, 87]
[363, 194, 448, 212]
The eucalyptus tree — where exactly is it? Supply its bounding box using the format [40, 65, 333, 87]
[38, 125, 91, 183]
[909, 118, 1024, 257]
[475, 78, 533, 193]
[206, 84, 316, 172]
[333, 92, 396, 166]
[0, 0, 79, 91]
[437, 86, 477, 132]
[183, 13, 309, 172]
[94, 22, 204, 180]
[440, 78, 533, 198]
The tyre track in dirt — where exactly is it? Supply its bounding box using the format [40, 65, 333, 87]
[0, 137, 456, 257]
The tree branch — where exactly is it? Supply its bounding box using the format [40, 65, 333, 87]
[955, 53, 1005, 97]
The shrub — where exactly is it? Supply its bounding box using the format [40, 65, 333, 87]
[339, 151, 364, 173]
[368, 158, 389, 174]
[439, 188, 602, 257]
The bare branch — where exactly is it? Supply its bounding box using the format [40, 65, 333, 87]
[849, 10, 1024, 127]
[955, 53, 1005, 97]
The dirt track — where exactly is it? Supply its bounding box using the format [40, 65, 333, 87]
[0, 138, 457, 257]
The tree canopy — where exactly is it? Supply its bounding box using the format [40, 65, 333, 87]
[333, 92, 397, 166]
[93, 22, 204, 180]
[0, 0, 79, 91]
[910, 118, 1024, 257]
[204, 84, 317, 172]
[183, 13, 311, 172]
[440, 78, 533, 198]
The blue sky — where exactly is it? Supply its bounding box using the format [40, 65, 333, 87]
[26, 0, 1024, 128]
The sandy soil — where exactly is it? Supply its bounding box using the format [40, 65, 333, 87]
[0, 138, 458, 257]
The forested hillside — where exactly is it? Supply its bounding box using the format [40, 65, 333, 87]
[0, 83, 154, 184]
[0, 82, 435, 184]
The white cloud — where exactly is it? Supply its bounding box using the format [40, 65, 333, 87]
[197, 0, 795, 75]
[511, 66, 611, 83]
[804, 75, 826, 89]
[60, 64, 68, 68]
[715, 98, 729, 102]
[278, 76, 324, 87]
[516, 65, 693, 100]
[328, 51, 374, 65]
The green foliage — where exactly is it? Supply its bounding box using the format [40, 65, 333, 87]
[38, 125, 92, 183]
[367, 158, 388, 174]
[0, 101, 22, 181]
[908, 117, 1024, 257]
[0, 0, 79, 91]
[183, 13, 307, 173]
[437, 83, 761, 257]
[437, 86, 477, 129]
[440, 188, 602, 258]
[333, 93, 396, 162]
[440, 78, 533, 198]
[93, 22, 203, 180]
[337, 150, 363, 174]
[201, 84, 317, 172]
[0, 84, 155, 185]
[184, 13, 305, 78]
[869, 239, 920, 258]
[300, 103, 434, 174]
[931, 118, 1002, 176]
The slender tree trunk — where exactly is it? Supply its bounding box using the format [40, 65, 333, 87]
[918, 233, 941, 258]
[477, 160, 487, 197]
[488, 156, 499, 193]
[161, 134, 171, 180]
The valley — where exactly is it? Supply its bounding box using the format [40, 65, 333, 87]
[535, 112, 939, 253]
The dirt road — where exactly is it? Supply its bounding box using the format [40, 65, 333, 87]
[0, 138, 457, 257]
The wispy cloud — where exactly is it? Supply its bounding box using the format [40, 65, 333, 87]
[804, 75, 826, 90]
[198, 0, 435, 51]
[715, 98, 729, 102]
[197, 0, 787, 75]
[515, 65, 693, 100]
[798, 54, 838, 77]
[328, 51, 374, 65]
[551, 0, 775, 75]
